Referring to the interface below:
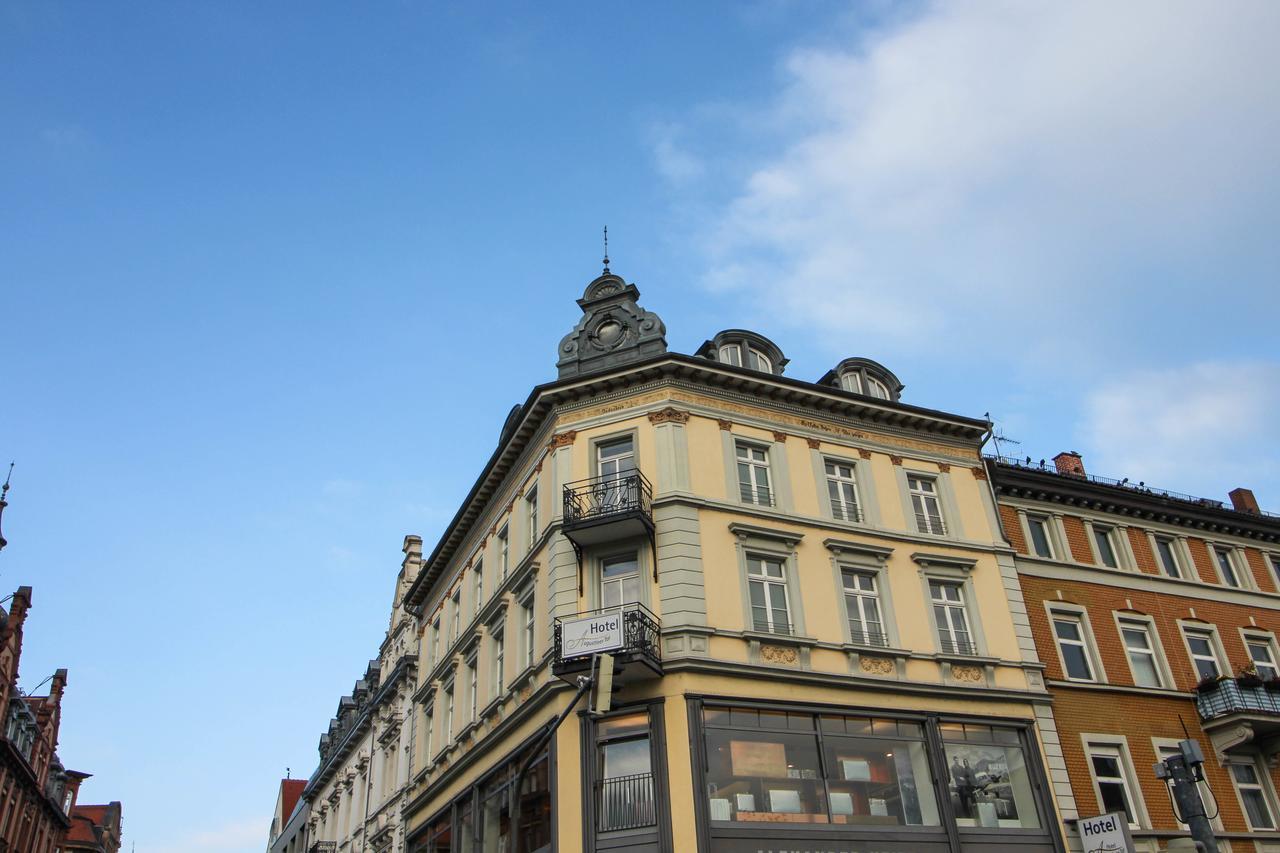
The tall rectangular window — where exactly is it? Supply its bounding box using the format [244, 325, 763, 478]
[467, 658, 478, 721]
[424, 709, 434, 757]
[1052, 613, 1095, 681]
[597, 437, 636, 510]
[526, 486, 539, 548]
[1027, 515, 1054, 558]
[1093, 526, 1119, 568]
[474, 562, 484, 615]
[498, 526, 509, 580]
[1184, 628, 1222, 681]
[908, 475, 946, 535]
[601, 553, 640, 610]
[736, 443, 772, 505]
[1154, 537, 1182, 578]
[1088, 743, 1140, 829]
[930, 580, 973, 655]
[1120, 621, 1163, 688]
[492, 628, 505, 698]
[825, 460, 862, 522]
[1215, 547, 1242, 588]
[444, 685, 455, 743]
[1247, 639, 1279, 680]
[747, 555, 791, 634]
[1232, 762, 1277, 830]
[451, 590, 461, 643]
[522, 597, 536, 669]
[842, 570, 884, 646]
[431, 619, 441, 667]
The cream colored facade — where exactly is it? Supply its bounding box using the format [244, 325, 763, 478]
[301, 537, 423, 853]
[400, 273, 1074, 853]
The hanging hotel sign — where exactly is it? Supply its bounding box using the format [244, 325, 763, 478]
[560, 612, 624, 659]
[1079, 812, 1134, 853]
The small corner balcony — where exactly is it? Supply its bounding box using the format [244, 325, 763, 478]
[309, 843, 337, 853]
[562, 472, 654, 550]
[1195, 677, 1280, 762]
[552, 603, 662, 685]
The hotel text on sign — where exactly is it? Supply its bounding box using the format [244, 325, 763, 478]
[561, 613, 624, 659]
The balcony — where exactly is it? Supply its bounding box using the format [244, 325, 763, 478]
[309, 843, 337, 853]
[553, 603, 662, 685]
[562, 472, 654, 548]
[1196, 677, 1280, 761]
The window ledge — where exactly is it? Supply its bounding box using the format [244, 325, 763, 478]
[729, 521, 803, 546]
[742, 630, 815, 646]
[841, 641, 908, 657]
[823, 538, 892, 562]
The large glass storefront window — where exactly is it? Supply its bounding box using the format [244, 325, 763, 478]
[939, 722, 1040, 830]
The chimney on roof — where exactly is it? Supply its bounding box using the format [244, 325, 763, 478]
[1229, 487, 1261, 515]
[49, 668, 67, 702]
[1052, 451, 1086, 477]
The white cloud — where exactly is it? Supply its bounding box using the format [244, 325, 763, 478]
[150, 817, 266, 853]
[679, 1, 1280, 358]
[650, 122, 705, 186]
[1081, 361, 1280, 503]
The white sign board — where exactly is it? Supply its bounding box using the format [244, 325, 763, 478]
[560, 613, 624, 658]
[1079, 812, 1134, 853]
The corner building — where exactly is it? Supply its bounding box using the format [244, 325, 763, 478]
[402, 271, 1073, 853]
[991, 453, 1280, 852]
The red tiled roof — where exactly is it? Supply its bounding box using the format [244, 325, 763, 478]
[280, 779, 306, 823]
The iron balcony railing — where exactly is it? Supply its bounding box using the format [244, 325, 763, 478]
[563, 472, 653, 528]
[738, 485, 776, 507]
[597, 772, 657, 832]
[310, 843, 337, 853]
[939, 636, 978, 657]
[849, 627, 889, 648]
[553, 602, 661, 670]
[1197, 678, 1280, 721]
[752, 618, 793, 637]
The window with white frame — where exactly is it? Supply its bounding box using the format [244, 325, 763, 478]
[747, 347, 772, 373]
[842, 569, 885, 646]
[1184, 627, 1223, 682]
[747, 554, 791, 635]
[443, 683, 455, 743]
[736, 443, 772, 506]
[491, 626, 505, 698]
[526, 486, 539, 548]
[1026, 514, 1054, 559]
[600, 552, 640, 610]
[473, 561, 484, 615]
[451, 589, 461, 643]
[1092, 525, 1120, 568]
[930, 580, 974, 655]
[1231, 760, 1278, 830]
[1051, 612, 1096, 681]
[718, 343, 742, 366]
[1214, 546, 1244, 588]
[1087, 742, 1141, 829]
[839, 372, 863, 394]
[597, 437, 636, 510]
[825, 459, 862, 522]
[1246, 636, 1279, 680]
[521, 595, 536, 669]
[423, 707, 434, 757]
[1153, 536, 1182, 579]
[430, 618, 441, 667]
[720, 343, 772, 372]
[865, 376, 890, 399]
[498, 526, 509, 580]
[1119, 619, 1164, 688]
[466, 656, 478, 721]
[1270, 554, 1280, 588]
[908, 475, 946, 535]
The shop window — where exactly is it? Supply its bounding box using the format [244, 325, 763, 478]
[941, 722, 1041, 829]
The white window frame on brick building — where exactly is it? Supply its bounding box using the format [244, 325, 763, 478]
[1229, 758, 1280, 831]
[1240, 629, 1280, 681]
[1180, 623, 1227, 683]
[1113, 614, 1171, 689]
[1148, 534, 1185, 579]
[1082, 735, 1148, 830]
[1212, 544, 1249, 589]
[1044, 604, 1105, 683]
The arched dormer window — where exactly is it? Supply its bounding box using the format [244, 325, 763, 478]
[697, 330, 787, 375]
[820, 358, 903, 403]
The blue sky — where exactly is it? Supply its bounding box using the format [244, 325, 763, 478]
[3, 2, 1278, 850]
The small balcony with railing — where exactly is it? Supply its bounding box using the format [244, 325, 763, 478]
[1196, 675, 1280, 761]
[309, 843, 337, 853]
[562, 472, 654, 550]
[553, 603, 662, 684]
[596, 772, 657, 833]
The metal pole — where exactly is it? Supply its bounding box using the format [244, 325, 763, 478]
[509, 674, 593, 853]
[1165, 752, 1217, 852]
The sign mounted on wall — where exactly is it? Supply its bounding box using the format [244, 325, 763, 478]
[1078, 812, 1134, 853]
[560, 612, 623, 659]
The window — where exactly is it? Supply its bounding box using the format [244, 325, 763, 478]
[908, 475, 945, 535]
[1154, 537, 1182, 578]
[942, 722, 1041, 829]
[1092, 525, 1119, 568]
[721, 343, 772, 372]
[930, 580, 974, 655]
[747, 555, 791, 635]
[467, 657, 478, 721]
[1232, 761, 1277, 830]
[598, 437, 636, 510]
[1214, 547, 1243, 588]
[736, 443, 772, 506]
[498, 526, 509, 580]
[866, 376, 889, 399]
[825, 460, 862, 522]
[1026, 515, 1054, 559]
[600, 553, 640, 610]
[430, 618, 441, 667]
[718, 343, 742, 366]
[473, 562, 484, 615]
[1247, 638, 1279, 680]
[1087, 743, 1141, 829]
[522, 596, 536, 669]
[1271, 554, 1280, 588]
[747, 347, 772, 373]
[1184, 627, 1222, 682]
[1051, 613, 1096, 681]
[492, 627, 505, 698]
[842, 570, 885, 646]
[1120, 621, 1164, 688]
[451, 589, 461, 643]
[526, 486, 539, 548]
[444, 684, 455, 743]
[595, 712, 656, 832]
[840, 372, 862, 394]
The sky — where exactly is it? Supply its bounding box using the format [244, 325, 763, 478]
[3, 2, 1278, 850]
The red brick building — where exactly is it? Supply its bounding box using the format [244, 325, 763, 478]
[62, 802, 123, 853]
[990, 453, 1280, 852]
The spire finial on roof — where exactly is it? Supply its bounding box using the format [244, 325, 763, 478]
[602, 225, 610, 273]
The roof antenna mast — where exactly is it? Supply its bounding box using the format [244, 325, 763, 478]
[602, 225, 610, 274]
[0, 462, 13, 554]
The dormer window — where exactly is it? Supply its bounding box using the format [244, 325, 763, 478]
[719, 343, 772, 373]
[698, 330, 787, 375]
[821, 358, 903, 403]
